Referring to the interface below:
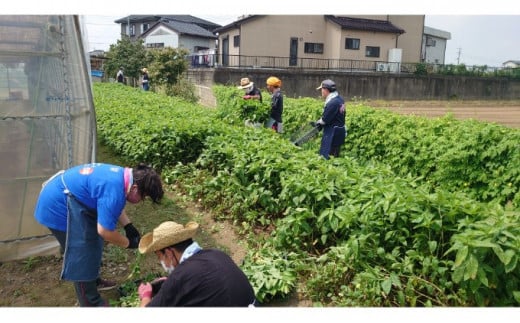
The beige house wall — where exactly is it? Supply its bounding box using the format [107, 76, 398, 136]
[388, 15, 425, 63]
[338, 30, 397, 61]
[225, 28, 241, 56]
[238, 15, 328, 58]
[325, 20, 342, 59]
[218, 15, 424, 64]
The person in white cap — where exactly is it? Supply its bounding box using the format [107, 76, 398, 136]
[315, 79, 347, 159]
[238, 77, 262, 102]
[137, 220, 258, 307]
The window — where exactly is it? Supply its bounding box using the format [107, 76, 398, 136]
[142, 23, 149, 33]
[345, 38, 360, 50]
[365, 46, 380, 58]
[146, 43, 164, 48]
[426, 37, 436, 47]
[233, 35, 240, 47]
[129, 24, 135, 36]
[304, 42, 324, 54]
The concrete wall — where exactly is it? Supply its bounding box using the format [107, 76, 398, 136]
[187, 68, 520, 106]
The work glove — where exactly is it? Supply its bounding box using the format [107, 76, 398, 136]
[124, 223, 141, 249]
[311, 120, 323, 131]
[242, 95, 251, 100]
[138, 282, 153, 300]
[124, 223, 140, 239]
[127, 236, 140, 249]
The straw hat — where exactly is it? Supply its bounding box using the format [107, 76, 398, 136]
[238, 77, 254, 89]
[142, 68, 148, 73]
[138, 221, 199, 254]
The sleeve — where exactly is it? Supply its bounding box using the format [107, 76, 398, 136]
[147, 275, 181, 307]
[94, 183, 125, 231]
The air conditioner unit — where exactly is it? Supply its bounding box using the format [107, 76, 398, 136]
[376, 63, 389, 72]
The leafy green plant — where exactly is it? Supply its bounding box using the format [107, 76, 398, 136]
[104, 36, 149, 84]
[94, 82, 520, 306]
[241, 248, 298, 304]
[22, 257, 39, 272]
[147, 47, 190, 95]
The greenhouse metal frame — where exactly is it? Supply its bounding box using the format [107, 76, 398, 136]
[0, 15, 96, 261]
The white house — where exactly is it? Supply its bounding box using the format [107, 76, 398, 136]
[503, 60, 520, 68]
[115, 15, 219, 55]
[422, 26, 451, 65]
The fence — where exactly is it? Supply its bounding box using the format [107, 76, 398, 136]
[186, 53, 519, 78]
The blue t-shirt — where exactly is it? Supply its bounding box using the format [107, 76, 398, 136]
[34, 163, 127, 232]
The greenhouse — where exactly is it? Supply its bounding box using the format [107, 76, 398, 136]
[0, 15, 96, 261]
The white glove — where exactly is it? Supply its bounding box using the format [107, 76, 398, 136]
[316, 118, 325, 125]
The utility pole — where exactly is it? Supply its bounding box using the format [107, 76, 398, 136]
[456, 48, 461, 65]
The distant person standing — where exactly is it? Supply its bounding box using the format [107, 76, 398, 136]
[116, 67, 124, 84]
[315, 79, 346, 159]
[265, 76, 283, 133]
[141, 68, 150, 91]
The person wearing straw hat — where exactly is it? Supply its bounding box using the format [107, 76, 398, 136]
[137, 220, 257, 307]
[238, 77, 262, 102]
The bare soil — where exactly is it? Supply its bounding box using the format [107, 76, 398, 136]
[366, 99, 520, 128]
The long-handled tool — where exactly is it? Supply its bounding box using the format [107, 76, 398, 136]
[292, 122, 322, 146]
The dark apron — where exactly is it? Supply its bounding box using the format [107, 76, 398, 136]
[319, 126, 346, 158]
[61, 194, 104, 282]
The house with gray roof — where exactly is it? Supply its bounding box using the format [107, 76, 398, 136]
[503, 60, 520, 68]
[114, 15, 220, 54]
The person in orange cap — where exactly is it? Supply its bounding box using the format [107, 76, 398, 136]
[265, 76, 283, 133]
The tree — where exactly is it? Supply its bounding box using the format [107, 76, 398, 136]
[146, 47, 189, 95]
[104, 36, 149, 86]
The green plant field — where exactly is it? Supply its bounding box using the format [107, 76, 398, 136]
[93, 82, 520, 306]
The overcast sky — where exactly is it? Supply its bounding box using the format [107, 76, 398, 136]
[8, 1, 520, 67]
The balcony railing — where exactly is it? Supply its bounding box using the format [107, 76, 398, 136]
[186, 53, 519, 78]
[188, 53, 405, 72]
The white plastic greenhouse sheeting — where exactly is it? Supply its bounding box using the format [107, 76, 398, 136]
[0, 15, 96, 262]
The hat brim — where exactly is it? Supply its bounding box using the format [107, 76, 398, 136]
[139, 221, 199, 254]
[239, 82, 254, 89]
